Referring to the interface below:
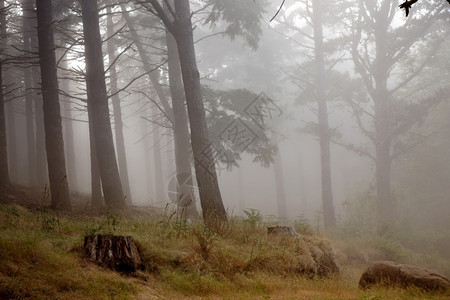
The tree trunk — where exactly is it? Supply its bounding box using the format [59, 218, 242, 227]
[273, 141, 287, 219]
[60, 57, 77, 190]
[0, 0, 10, 187]
[106, 7, 132, 205]
[238, 167, 245, 214]
[120, 4, 174, 124]
[312, 0, 336, 228]
[5, 99, 17, 182]
[152, 105, 165, 203]
[172, 0, 226, 225]
[28, 1, 47, 187]
[374, 97, 394, 222]
[373, 16, 395, 224]
[141, 113, 154, 204]
[165, 15, 198, 218]
[80, 0, 124, 209]
[88, 105, 103, 208]
[23, 0, 36, 186]
[35, 0, 71, 210]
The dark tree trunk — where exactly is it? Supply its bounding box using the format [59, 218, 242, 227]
[0, 0, 10, 187]
[165, 14, 198, 217]
[80, 0, 124, 209]
[312, 0, 336, 228]
[171, 0, 226, 225]
[5, 100, 17, 182]
[0, 65, 8, 187]
[35, 0, 71, 210]
[28, 1, 47, 187]
[23, 0, 36, 186]
[106, 7, 132, 205]
[59, 57, 76, 190]
[88, 105, 103, 208]
[33, 69, 47, 186]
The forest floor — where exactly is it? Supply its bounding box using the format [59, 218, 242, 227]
[0, 185, 449, 299]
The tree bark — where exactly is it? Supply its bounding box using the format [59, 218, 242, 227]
[28, 1, 47, 187]
[23, 0, 36, 186]
[5, 99, 17, 182]
[106, 7, 132, 205]
[35, 0, 71, 210]
[88, 105, 103, 208]
[165, 10, 198, 217]
[312, 0, 336, 228]
[80, 0, 124, 209]
[59, 57, 77, 190]
[0, 0, 9, 187]
[171, 0, 226, 224]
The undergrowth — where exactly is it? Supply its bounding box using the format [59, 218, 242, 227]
[0, 203, 448, 299]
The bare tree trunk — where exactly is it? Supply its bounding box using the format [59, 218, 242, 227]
[59, 57, 77, 190]
[238, 167, 244, 214]
[312, 0, 336, 228]
[0, 64, 8, 186]
[80, 0, 124, 209]
[273, 142, 287, 219]
[28, 2, 47, 187]
[0, 0, 10, 187]
[152, 105, 165, 203]
[373, 16, 395, 224]
[141, 113, 154, 204]
[23, 0, 36, 186]
[106, 7, 132, 205]
[165, 18, 198, 217]
[171, 0, 226, 224]
[88, 105, 103, 207]
[374, 93, 394, 222]
[5, 100, 17, 181]
[35, 0, 71, 210]
[119, 4, 174, 125]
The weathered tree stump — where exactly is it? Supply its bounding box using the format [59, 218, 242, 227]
[84, 234, 142, 273]
[359, 261, 450, 292]
[267, 226, 300, 237]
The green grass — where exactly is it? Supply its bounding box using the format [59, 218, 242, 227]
[0, 203, 448, 299]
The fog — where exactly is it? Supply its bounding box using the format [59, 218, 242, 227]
[3, 0, 450, 232]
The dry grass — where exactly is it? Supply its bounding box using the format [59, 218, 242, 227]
[0, 196, 448, 299]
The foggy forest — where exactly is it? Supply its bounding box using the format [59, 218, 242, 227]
[0, 0, 449, 298]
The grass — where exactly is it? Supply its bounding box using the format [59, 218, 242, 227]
[0, 201, 449, 299]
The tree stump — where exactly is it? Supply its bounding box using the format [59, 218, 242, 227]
[84, 234, 142, 273]
[359, 261, 450, 292]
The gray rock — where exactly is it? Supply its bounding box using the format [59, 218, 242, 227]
[359, 261, 449, 292]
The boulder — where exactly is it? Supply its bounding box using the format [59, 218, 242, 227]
[359, 261, 450, 292]
[84, 234, 142, 273]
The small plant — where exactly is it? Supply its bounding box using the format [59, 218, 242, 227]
[293, 216, 314, 235]
[4, 207, 20, 227]
[38, 187, 61, 233]
[84, 208, 120, 236]
[192, 225, 218, 260]
[244, 208, 262, 228]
